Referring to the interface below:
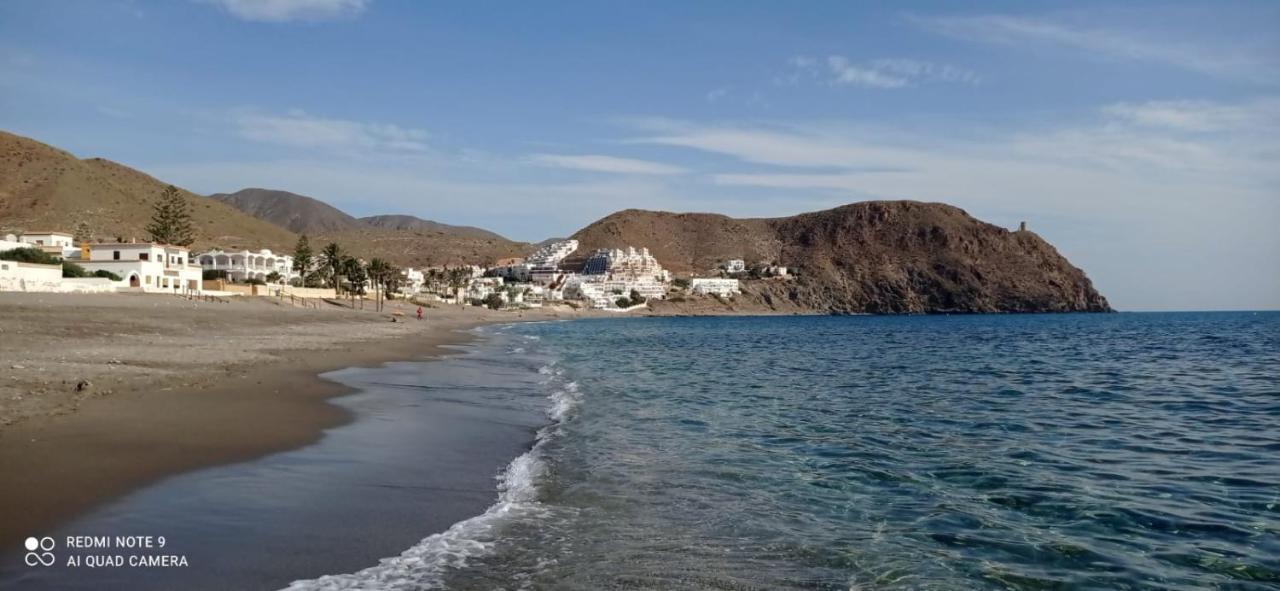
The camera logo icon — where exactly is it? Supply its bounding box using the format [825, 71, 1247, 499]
[24, 537, 55, 567]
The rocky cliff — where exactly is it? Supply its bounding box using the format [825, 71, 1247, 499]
[572, 201, 1111, 314]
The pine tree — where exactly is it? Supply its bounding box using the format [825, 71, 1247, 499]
[293, 234, 314, 284]
[73, 221, 93, 245]
[145, 185, 194, 246]
[321, 242, 343, 295]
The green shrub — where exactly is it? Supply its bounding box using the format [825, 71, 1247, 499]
[62, 262, 89, 278]
[92, 270, 122, 281]
[203, 269, 229, 280]
[0, 247, 60, 265]
[615, 296, 632, 308]
[483, 293, 505, 310]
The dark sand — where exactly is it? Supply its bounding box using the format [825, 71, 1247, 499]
[0, 329, 551, 590]
[0, 293, 591, 552]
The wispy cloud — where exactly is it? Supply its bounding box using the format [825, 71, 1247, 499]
[623, 97, 1280, 310]
[1102, 98, 1280, 132]
[235, 109, 427, 154]
[527, 153, 687, 175]
[705, 87, 731, 103]
[783, 55, 979, 89]
[206, 0, 370, 23]
[911, 14, 1279, 84]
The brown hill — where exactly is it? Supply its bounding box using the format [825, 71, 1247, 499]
[0, 132, 525, 268]
[210, 188, 360, 235]
[207, 187, 529, 265]
[0, 131, 297, 252]
[572, 201, 1110, 313]
[312, 228, 529, 268]
[359, 215, 510, 242]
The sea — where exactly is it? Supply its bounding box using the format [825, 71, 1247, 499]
[290, 312, 1280, 591]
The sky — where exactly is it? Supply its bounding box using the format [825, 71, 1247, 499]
[1, 0, 1277, 311]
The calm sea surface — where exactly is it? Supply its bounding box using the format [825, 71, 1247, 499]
[300, 313, 1280, 591]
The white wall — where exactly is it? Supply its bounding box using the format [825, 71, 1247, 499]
[0, 261, 63, 292]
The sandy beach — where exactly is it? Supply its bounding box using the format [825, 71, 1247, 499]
[0, 292, 588, 549]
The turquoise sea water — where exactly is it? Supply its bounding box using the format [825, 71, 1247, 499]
[304, 313, 1280, 590]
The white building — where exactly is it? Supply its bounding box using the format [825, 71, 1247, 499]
[80, 242, 203, 294]
[465, 276, 505, 301]
[690, 277, 740, 296]
[19, 231, 77, 256]
[194, 248, 296, 283]
[0, 234, 24, 252]
[490, 262, 532, 283]
[527, 239, 578, 284]
[400, 267, 425, 294]
[723, 259, 746, 273]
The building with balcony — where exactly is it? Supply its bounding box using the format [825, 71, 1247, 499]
[79, 242, 203, 294]
[690, 277, 741, 296]
[194, 249, 297, 283]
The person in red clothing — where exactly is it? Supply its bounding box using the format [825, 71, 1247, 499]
[416, 306, 424, 321]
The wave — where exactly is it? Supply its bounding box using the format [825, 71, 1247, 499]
[280, 355, 578, 590]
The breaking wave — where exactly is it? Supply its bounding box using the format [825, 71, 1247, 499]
[280, 349, 578, 590]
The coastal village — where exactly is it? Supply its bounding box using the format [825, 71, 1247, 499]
[0, 187, 788, 312]
[0, 231, 771, 310]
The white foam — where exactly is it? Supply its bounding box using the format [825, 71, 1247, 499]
[281, 366, 576, 590]
[547, 382, 581, 423]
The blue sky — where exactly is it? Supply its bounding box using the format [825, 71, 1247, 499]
[1, 0, 1277, 310]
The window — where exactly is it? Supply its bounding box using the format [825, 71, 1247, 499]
[139, 253, 149, 261]
[113, 251, 120, 260]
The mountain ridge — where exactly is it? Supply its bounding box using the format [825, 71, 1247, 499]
[571, 201, 1111, 313]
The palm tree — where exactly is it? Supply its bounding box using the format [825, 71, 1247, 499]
[321, 243, 343, 296]
[342, 257, 367, 308]
[367, 258, 389, 312]
[447, 267, 470, 305]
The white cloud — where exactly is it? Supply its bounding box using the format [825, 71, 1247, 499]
[527, 154, 687, 175]
[207, 0, 370, 23]
[786, 55, 979, 89]
[1102, 98, 1280, 132]
[626, 99, 1280, 310]
[235, 110, 427, 154]
[911, 14, 1279, 84]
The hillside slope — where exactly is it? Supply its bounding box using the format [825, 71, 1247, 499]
[210, 188, 360, 235]
[313, 228, 529, 268]
[0, 131, 297, 252]
[572, 201, 1110, 313]
[359, 214, 510, 242]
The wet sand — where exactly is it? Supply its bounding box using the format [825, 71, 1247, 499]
[0, 332, 552, 590]
[0, 292, 589, 550]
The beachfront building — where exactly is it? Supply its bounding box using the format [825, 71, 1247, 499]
[80, 242, 203, 294]
[489, 261, 532, 283]
[19, 231, 77, 257]
[527, 239, 578, 284]
[465, 276, 505, 301]
[583, 247, 670, 282]
[565, 246, 670, 308]
[399, 267, 425, 294]
[194, 248, 296, 283]
[690, 277, 741, 296]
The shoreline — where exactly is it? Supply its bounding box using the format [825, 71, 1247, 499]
[0, 293, 589, 550]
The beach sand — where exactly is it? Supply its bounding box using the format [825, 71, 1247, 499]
[0, 292, 586, 548]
